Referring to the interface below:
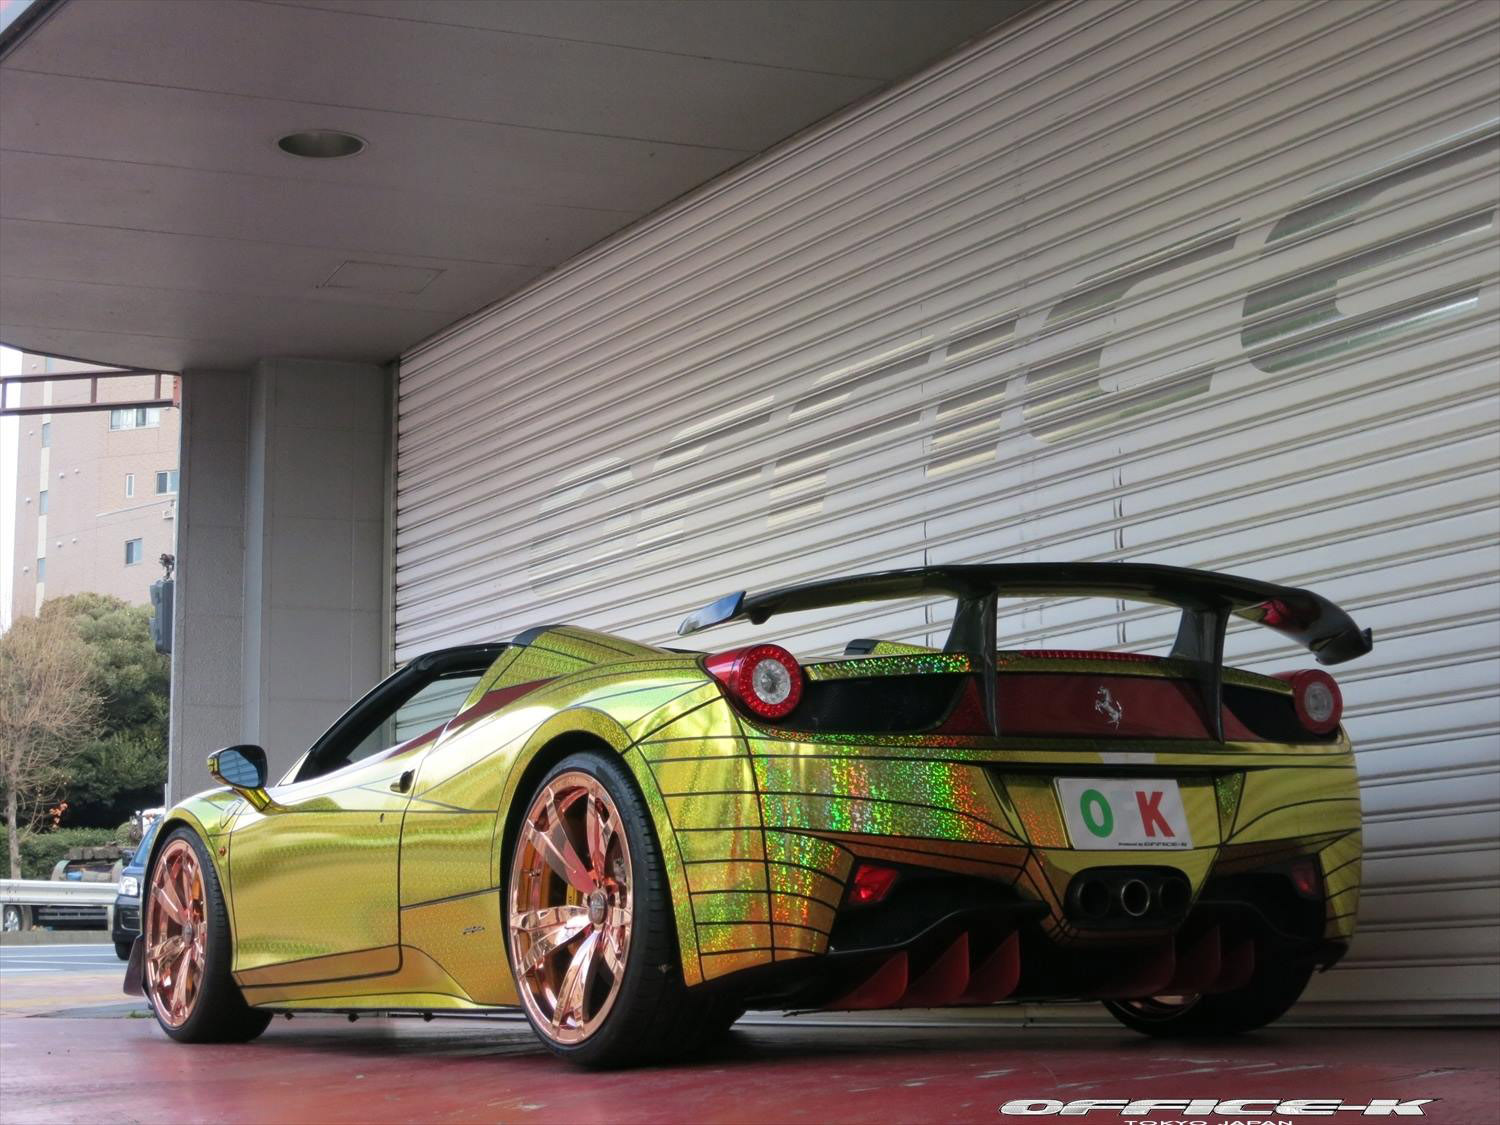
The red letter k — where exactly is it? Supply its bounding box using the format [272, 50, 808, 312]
[1136, 790, 1173, 837]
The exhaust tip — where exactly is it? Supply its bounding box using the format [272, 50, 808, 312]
[1118, 878, 1152, 918]
[1156, 876, 1190, 915]
[1074, 877, 1111, 920]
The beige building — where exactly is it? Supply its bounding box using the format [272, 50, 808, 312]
[10, 354, 179, 620]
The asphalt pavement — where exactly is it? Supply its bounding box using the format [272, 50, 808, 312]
[0, 940, 141, 1018]
[0, 942, 124, 975]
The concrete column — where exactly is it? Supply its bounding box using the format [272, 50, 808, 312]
[168, 360, 390, 803]
[169, 370, 251, 803]
[241, 358, 389, 772]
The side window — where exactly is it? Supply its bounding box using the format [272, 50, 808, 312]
[292, 646, 507, 784]
[341, 671, 484, 769]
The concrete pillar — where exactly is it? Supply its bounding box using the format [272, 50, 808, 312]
[168, 360, 389, 803]
[240, 358, 389, 772]
[169, 370, 250, 802]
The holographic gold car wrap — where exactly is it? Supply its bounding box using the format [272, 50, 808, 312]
[158, 623, 1362, 1011]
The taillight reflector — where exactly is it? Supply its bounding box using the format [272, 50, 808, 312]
[847, 863, 900, 906]
[1276, 669, 1343, 734]
[705, 644, 804, 719]
[1288, 857, 1323, 900]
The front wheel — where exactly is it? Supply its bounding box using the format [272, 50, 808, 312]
[143, 828, 271, 1043]
[506, 751, 740, 1067]
[1103, 956, 1313, 1037]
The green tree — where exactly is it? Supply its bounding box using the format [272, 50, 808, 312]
[41, 594, 169, 827]
[0, 615, 101, 876]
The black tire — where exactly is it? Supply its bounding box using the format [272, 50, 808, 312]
[506, 750, 742, 1067]
[114, 940, 133, 961]
[145, 828, 271, 1044]
[1103, 956, 1313, 1037]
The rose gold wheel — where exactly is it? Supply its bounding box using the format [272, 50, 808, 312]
[509, 770, 633, 1045]
[144, 837, 208, 1028]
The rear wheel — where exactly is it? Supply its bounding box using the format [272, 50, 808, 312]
[1103, 957, 1313, 1037]
[144, 828, 270, 1043]
[506, 751, 740, 1067]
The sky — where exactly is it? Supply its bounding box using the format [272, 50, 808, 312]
[1, 345, 17, 631]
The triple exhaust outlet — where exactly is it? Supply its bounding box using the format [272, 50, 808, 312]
[1065, 867, 1191, 926]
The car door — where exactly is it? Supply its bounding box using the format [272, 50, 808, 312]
[225, 648, 500, 984]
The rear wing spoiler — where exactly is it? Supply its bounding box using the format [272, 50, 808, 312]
[677, 562, 1373, 740]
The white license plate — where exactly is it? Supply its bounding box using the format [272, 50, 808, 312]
[1055, 778, 1193, 850]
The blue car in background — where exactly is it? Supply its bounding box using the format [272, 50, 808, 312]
[112, 820, 161, 960]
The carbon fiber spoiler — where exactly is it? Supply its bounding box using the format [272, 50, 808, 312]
[678, 563, 1373, 740]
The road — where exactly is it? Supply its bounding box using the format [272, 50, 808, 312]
[0, 943, 124, 975]
[0, 941, 140, 1018]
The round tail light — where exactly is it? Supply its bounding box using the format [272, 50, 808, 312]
[1277, 669, 1343, 734]
[705, 644, 804, 719]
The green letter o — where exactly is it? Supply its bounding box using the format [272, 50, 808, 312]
[1080, 789, 1113, 837]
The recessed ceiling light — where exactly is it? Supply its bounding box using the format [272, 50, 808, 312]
[277, 130, 366, 159]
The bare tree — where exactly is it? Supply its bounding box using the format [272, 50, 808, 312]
[0, 615, 101, 878]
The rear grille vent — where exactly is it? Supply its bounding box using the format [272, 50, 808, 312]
[786, 674, 965, 733]
[1223, 684, 1337, 743]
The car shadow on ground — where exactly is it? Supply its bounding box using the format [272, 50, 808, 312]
[233, 1013, 1312, 1070]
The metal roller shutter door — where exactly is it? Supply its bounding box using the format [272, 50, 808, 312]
[397, 0, 1500, 1018]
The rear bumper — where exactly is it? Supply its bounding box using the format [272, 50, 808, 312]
[728, 890, 1344, 1011]
[638, 688, 1361, 990]
[35, 905, 109, 930]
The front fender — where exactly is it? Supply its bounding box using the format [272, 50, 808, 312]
[144, 790, 245, 924]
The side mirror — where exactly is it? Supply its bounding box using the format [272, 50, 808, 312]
[208, 745, 274, 810]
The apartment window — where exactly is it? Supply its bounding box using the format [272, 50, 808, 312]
[155, 469, 179, 494]
[38, 490, 48, 515]
[37, 558, 46, 583]
[109, 407, 162, 431]
[124, 538, 144, 566]
[41, 422, 51, 447]
[125, 474, 135, 498]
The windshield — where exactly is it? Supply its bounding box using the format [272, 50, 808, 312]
[132, 821, 160, 866]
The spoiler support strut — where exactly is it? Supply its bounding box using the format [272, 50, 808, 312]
[946, 591, 1000, 736]
[1169, 605, 1229, 742]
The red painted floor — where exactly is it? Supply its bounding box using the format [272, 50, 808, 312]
[1, 1012, 1495, 1125]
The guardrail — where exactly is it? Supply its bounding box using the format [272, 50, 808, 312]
[1, 879, 120, 906]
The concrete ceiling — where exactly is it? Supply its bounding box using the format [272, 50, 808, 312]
[0, 0, 1028, 373]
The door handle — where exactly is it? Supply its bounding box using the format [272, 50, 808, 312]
[391, 770, 414, 794]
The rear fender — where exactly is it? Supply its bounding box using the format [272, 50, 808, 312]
[492, 707, 704, 986]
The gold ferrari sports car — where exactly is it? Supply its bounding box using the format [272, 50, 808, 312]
[127, 563, 1370, 1066]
